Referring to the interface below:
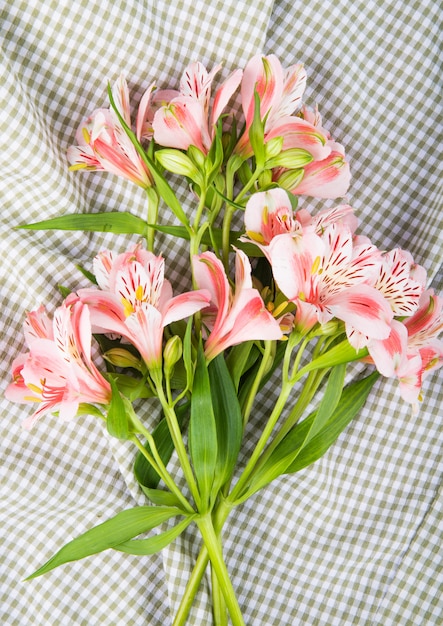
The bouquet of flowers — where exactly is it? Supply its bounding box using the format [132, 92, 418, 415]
[6, 55, 442, 625]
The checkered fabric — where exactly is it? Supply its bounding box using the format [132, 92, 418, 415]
[1, 1, 441, 624]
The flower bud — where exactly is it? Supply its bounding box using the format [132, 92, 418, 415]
[266, 148, 313, 169]
[187, 145, 206, 170]
[264, 136, 283, 160]
[276, 168, 305, 193]
[156, 149, 203, 183]
[163, 335, 183, 375]
[104, 348, 142, 370]
[258, 170, 273, 188]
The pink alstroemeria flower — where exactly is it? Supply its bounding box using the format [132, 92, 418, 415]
[193, 250, 283, 361]
[73, 245, 211, 370]
[240, 54, 307, 132]
[67, 75, 154, 188]
[151, 61, 242, 154]
[268, 223, 393, 338]
[235, 54, 327, 160]
[5, 302, 111, 429]
[377, 290, 443, 409]
[242, 188, 357, 258]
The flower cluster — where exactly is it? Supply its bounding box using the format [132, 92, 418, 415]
[242, 189, 442, 408]
[7, 55, 443, 626]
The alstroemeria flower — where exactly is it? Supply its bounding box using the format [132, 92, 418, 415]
[240, 54, 307, 132]
[268, 223, 393, 338]
[151, 61, 242, 154]
[67, 75, 154, 188]
[73, 245, 211, 370]
[5, 302, 111, 429]
[242, 188, 357, 257]
[243, 188, 303, 253]
[373, 248, 426, 317]
[193, 250, 283, 361]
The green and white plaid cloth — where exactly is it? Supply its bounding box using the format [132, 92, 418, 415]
[1, 1, 442, 624]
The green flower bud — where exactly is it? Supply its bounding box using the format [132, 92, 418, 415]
[258, 169, 273, 188]
[266, 148, 313, 169]
[156, 149, 203, 184]
[276, 168, 305, 192]
[163, 335, 183, 376]
[264, 136, 283, 160]
[104, 348, 142, 370]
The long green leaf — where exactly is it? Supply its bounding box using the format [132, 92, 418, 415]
[18, 212, 148, 235]
[296, 340, 368, 378]
[139, 487, 185, 508]
[113, 515, 195, 555]
[26, 506, 184, 579]
[188, 343, 218, 508]
[106, 377, 130, 440]
[245, 372, 379, 496]
[149, 223, 260, 255]
[208, 354, 243, 489]
[285, 372, 379, 473]
[134, 403, 189, 489]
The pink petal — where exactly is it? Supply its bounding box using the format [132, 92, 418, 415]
[136, 82, 156, 140]
[241, 54, 284, 127]
[153, 96, 207, 152]
[211, 68, 243, 126]
[266, 117, 331, 161]
[193, 252, 230, 323]
[162, 290, 211, 327]
[111, 74, 132, 126]
[125, 304, 164, 368]
[327, 285, 393, 339]
[291, 149, 351, 199]
[367, 320, 408, 377]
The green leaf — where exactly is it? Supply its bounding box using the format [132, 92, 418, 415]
[139, 487, 186, 508]
[182, 317, 194, 392]
[249, 90, 265, 168]
[18, 212, 148, 235]
[134, 403, 189, 489]
[245, 372, 379, 497]
[226, 341, 255, 391]
[296, 340, 368, 380]
[208, 354, 243, 489]
[113, 515, 195, 555]
[110, 373, 154, 401]
[245, 364, 346, 493]
[106, 377, 130, 440]
[26, 506, 185, 579]
[75, 264, 98, 284]
[286, 372, 379, 472]
[188, 343, 218, 508]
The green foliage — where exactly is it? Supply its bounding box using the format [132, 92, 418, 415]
[26, 506, 186, 579]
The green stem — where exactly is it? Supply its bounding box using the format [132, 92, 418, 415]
[145, 187, 159, 252]
[247, 368, 328, 478]
[233, 167, 263, 204]
[154, 379, 202, 510]
[196, 514, 245, 626]
[172, 545, 210, 626]
[211, 560, 228, 626]
[172, 500, 233, 626]
[221, 204, 235, 270]
[129, 430, 194, 515]
[228, 380, 293, 504]
[241, 340, 273, 428]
